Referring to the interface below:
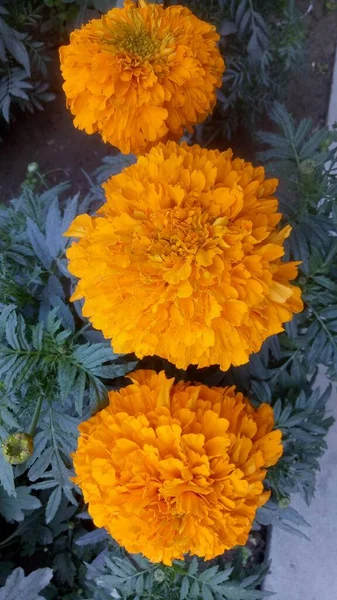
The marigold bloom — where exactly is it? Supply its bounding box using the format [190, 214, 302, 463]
[65, 142, 303, 371]
[59, 0, 224, 154]
[73, 370, 283, 564]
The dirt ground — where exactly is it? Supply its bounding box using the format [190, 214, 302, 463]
[0, 1, 336, 201]
[287, 0, 337, 127]
[0, 51, 113, 199]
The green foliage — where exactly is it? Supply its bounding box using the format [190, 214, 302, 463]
[0, 484, 41, 522]
[219, 105, 337, 512]
[85, 550, 272, 600]
[267, 384, 334, 503]
[0, 173, 136, 505]
[0, 567, 53, 600]
[39, 0, 119, 33]
[182, 0, 306, 139]
[0, 2, 54, 124]
[255, 103, 337, 380]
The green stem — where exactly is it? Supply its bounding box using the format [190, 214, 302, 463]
[307, 303, 337, 351]
[72, 321, 90, 342]
[28, 394, 44, 437]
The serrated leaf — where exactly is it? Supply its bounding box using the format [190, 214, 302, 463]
[188, 556, 198, 576]
[76, 527, 108, 546]
[0, 567, 53, 600]
[0, 305, 16, 340]
[28, 446, 54, 482]
[26, 217, 53, 270]
[73, 370, 86, 416]
[45, 485, 62, 524]
[32, 322, 44, 350]
[5, 311, 19, 350]
[201, 584, 214, 600]
[0, 486, 41, 522]
[73, 343, 119, 369]
[0, 450, 15, 497]
[45, 199, 61, 259]
[57, 362, 77, 401]
[180, 576, 189, 600]
[53, 552, 76, 586]
[0, 19, 30, 74]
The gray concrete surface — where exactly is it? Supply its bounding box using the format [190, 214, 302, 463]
[327, 45, 337, 129]
[265, 375, 337, 599]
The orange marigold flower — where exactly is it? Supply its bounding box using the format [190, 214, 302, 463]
[59, 0, 225, 154]
[72, 370, 283, 564]
[65, 141, 303, 371]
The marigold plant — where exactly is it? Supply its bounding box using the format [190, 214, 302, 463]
[65, 141, 303, 371]
[73, 370, 283, 564]
[59, 0, 224, 155]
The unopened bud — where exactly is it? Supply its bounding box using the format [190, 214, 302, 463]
[278, 496, 290, 508]
[154, 569, 165, 583]
[299, 159, 316, 175]
[27, 162, 39, 174]
[2, 432, 34, 465]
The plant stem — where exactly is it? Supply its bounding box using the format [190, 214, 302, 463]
[28, 394, 44, 437]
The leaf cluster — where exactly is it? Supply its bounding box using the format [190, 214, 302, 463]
[182, 0, 306, 141]
[85, 550, 271, 600]
[0, 1, 54, 124]
[0, 174, 136, 509]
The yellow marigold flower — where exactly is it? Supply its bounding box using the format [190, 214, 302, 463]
[65, 142, 303, 371]
[72, 370, 283, 564]
[59, 0, 224, 154]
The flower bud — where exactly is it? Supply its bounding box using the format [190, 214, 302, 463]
[27, 162, 39, 174]
[278, 496, 290, 508]
[2, 432, 34, 465]
[299, 159, 316, 175]
[153, 569, 166, 583]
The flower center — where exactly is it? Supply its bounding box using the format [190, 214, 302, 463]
[100, 7, 175, 65]
[147, 209, 229, 261]
[113, 23, 161, 61]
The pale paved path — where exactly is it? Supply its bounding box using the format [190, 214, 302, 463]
[265, 375, 337, 599]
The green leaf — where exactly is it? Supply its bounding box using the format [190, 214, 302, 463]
[57, 362, 77, 401]
[73, 342, 119, 369]
[188, 557, 198, 576]
[5, 311, 19, 350]
[0, 567, 53, 600]
[0, 18, 30, 74]
[26, 217, 52, 271]
[180, 576, 189, 600]
[73, 370, 86, 416]
[53, 552, 76, 587]
[45, 486, 62, 524]
[0, 485, 41, 522]
[0, 450, 15, 497]
[201, 584, 214, 600]
[45, 198, 62, 259]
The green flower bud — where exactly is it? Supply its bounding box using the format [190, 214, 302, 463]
[299, 159, 316, 175]
[153, 568, 166, 583]
[27, 162, 39, 174]
[278, 496, 290, 508]
[241, 546, 252, 564]
[2, 432, 34, 465]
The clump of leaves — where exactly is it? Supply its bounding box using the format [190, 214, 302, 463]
[0, 172, 136, 507]
[0, 2, 54, 124]
[181, 0, 306, 141]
